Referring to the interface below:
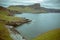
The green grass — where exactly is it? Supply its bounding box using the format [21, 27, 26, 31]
[0, 10, 9, 15]
[0, 14, 25, 22]
[0, 6, 28, 40]
[32, 28, 60, 40]
[0, 9, 25, 22]
[0, 22, 13, 40]
[8, 6, 47, 13]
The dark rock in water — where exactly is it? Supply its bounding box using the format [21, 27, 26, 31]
[26, 19, 32, 22]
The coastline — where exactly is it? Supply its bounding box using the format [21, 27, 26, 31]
[0, 6, 31, 40]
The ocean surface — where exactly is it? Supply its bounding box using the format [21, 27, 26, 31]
[14, 13, 60, 40]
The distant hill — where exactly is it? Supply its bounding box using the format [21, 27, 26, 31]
[8, 3, 60, 13]
[8, 3, 47, 13]
[46, 8, 60, 13]
[9, 3, 40, 10]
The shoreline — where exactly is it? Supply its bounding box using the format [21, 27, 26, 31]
[0, 6, 31, 40]
[0, 6, 32, 27]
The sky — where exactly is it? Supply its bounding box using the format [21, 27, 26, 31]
[0, 0, 60, 9]
[0, 0, 43, 5]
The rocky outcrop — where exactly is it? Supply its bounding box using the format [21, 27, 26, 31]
[28, 3, 40, 9]
[6, 18, 31, 27]
[0, 6, 31, 27]
[0, 14, 31, 27]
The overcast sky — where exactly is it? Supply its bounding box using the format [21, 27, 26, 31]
[0, 0, 60, 9]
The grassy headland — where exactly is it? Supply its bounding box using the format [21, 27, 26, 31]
[8, 3, 47, 13]
[0, 6, 31, 40]
[0, 6, 31, 26]
[8, 3, 60, 13]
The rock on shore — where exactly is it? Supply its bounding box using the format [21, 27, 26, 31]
[0, 6, 31, 27]
[0, 14, 31, 27]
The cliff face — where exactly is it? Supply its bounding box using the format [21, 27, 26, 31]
[0, 6, 13, 16]
[27, 3, 40, 9]
[8, 3, 47, 13]
[9, 3, 40, 9]
[8, 3, 60, 13]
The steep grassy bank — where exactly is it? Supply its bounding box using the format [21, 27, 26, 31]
[32, 28, 60, 40]
[0, 22, 13, 40]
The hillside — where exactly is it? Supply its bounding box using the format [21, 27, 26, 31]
[0, 6, 31, 40]
[8, 3, 60, 13]
[8, 3, 47, 13]
[0, 21, 13, 40]
[0, 6, 31, 27]
[32, 28, 60, 40]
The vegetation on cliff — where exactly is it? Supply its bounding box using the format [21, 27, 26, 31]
[8, 3, 47, 13]
[0, 6, 31, 40]
[0, 6, 31, 26]
[0, 21, 13, 40]
[0, 6, 10, 16]
[0, 14, 31, 26]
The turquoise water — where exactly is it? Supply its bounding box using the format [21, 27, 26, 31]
[15, 13, 60, 40]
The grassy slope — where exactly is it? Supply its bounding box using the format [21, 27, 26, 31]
[8, 6, 47, 13]
[32, 28, 60, 40]
[0, 22, 13, 40]
[0, 14, 23, 21]
[0, 7, 27, 40]
[0, 9, 26, 23]
[0, 9, 9, 15]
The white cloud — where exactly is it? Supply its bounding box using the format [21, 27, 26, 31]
[9, 0, 43, 3]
